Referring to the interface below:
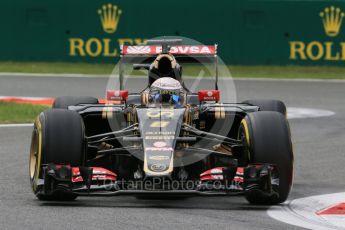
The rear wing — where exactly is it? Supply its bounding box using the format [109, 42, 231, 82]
[120, 45, 217, 64]
[121, 45, 217, 55]
[118, 39, 219, 90]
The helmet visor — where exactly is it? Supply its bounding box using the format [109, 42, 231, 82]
[150, 89, 184, 106]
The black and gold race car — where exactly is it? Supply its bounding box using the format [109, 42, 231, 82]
[29, 39, 293, 204]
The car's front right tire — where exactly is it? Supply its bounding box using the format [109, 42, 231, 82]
[53, 96, 98, 109]
[30, 109, 86, 201]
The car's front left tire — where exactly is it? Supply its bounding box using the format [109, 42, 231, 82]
[242, 99, 287, 116]
[239, 111, 293, 204]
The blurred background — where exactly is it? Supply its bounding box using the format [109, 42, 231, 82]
[0, 0, 345, 78]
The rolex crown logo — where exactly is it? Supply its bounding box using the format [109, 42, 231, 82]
[320, 6, 345, 37]
[98, 3, 122, 34]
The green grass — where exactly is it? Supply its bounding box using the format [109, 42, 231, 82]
[229, 65, 345, 79]
[0, 62, 115, 75]
[0, 61, 345, 79]
[0, 102, 50, 124]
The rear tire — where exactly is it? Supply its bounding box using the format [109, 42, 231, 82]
[240, 111, 293, 204]
[53, 96, 98, 109]
[29, 109, 86, 201]
[242, 99, 286, 116]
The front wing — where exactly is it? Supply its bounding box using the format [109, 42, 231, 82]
[36, 163, 279, 199]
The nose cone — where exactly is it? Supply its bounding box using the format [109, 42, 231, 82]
[136, 107, 185, 177]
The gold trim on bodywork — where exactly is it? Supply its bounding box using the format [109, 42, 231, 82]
[213, 144, 232, 156]
[141, 92, 149, 105]
[215, 105, 225, 119]
[153, 54, 177, 69]
[215, 106, 220, 119]
[102, 107, 107, 119]
[220, 106, 225, 119]
[127, 111, 131, 123]
[102, 105, 113, 119]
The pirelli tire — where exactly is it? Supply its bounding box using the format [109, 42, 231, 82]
[240, 111, 293, 204]
[242, 99, 287, 116]
[53, 96, 98, 109]
[29, 109, 86, 201]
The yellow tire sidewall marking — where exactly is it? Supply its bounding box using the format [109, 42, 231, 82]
[33, 116, 43, 192]
[240, 119, 250, 146]
[240, 118, 251, 161]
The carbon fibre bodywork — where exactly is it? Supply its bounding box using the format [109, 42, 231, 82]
[66, 101, 259, 182]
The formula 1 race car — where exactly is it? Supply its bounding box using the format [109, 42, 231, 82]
[29, 39, 293, 204]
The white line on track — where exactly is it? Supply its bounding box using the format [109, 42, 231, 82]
[233, 78, 345, 83]
[288, 107, 335, 119]
[0, 124, 33, 128]
[268, 192, 345, 230]
[0, 96, 51, 100]
[0, 72, 109, 78]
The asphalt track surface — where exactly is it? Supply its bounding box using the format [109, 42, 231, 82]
[0, 75, 345, 230]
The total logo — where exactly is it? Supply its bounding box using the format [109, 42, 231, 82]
[148, 143, 171, 160]
[146, 146, 173, 151]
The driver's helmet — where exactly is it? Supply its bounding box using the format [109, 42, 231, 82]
[149, 77, 185, 107]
